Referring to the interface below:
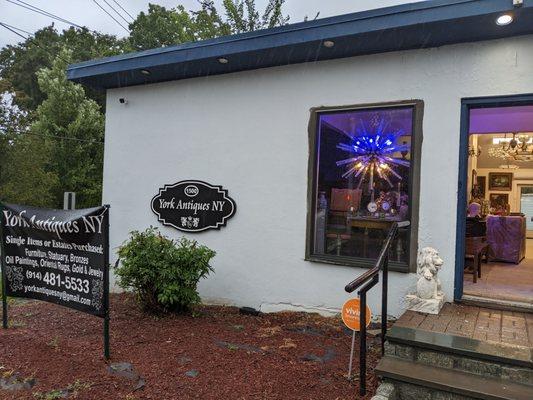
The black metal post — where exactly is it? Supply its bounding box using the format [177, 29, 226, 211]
[359, 291, 367, 396]
[1, 272, 7, 329]
[343, 222, 409, 398]
[357, 274, 379, 397]
[103, 205, 110, 359]
[0, 203, 7, 329]
[381, 253, 389, 355]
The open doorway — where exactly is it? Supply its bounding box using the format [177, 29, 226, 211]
[461, 103, 533, 306]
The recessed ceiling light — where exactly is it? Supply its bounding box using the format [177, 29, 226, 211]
[218, 57, 229, 64]
[499, 164, 520, 169]
[496, 14, 513, 26]
[323, 40, 335, 48]
[140, 69, 151, 75]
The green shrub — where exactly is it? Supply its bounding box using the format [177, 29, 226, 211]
[116, 227, 216, 313]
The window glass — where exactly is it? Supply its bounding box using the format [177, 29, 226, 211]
[311, 106, 414, 266]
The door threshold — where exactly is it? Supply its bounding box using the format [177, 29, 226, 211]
[459, 295, 533, 313]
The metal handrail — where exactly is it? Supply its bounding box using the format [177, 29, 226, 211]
[344, 220, 410, 396]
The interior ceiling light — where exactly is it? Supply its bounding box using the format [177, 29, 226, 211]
[493, 136, 533, 145]
[140, 69, 151, 75]
[323, 40, 335, 48]
[217, 57, 229, 64]
[496, 14, 514, 26]
[336, 117, 410, 190]
[499, 164, 520, 169]
[489, 133, 533, 162]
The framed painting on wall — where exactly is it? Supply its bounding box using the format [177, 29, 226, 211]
[489, 193, 509, 208]
[488, 172, 513, 191]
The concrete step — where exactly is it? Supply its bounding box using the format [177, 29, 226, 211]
[376, 356, 533, 400]
[460, 295, 533, 313]
[384, 326, 533, 386]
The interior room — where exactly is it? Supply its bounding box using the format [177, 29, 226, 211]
[464, 105, 533, 305]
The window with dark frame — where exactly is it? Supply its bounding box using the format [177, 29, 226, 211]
[307, 102, 422, 271]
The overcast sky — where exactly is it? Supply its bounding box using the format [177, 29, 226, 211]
[1, 0, 425, 48]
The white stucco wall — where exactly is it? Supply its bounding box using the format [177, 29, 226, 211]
[103, 34, 533, 317]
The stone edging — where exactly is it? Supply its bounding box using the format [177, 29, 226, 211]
[371, 382, 397, 400]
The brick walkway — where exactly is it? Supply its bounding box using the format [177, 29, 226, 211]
[395, 303, 533, 347]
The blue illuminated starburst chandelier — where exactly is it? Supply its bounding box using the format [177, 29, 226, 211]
[336, 117, 410, 190]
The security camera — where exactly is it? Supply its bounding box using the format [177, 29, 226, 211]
[119, 98, 128, 104]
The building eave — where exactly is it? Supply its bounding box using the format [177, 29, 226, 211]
[66, 0, 533, 89]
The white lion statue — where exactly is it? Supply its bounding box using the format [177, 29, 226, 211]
[405, 247, 445, 314]
[416, 247, 444, 299]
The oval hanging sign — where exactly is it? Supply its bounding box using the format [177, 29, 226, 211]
[151, 180, 236, 232]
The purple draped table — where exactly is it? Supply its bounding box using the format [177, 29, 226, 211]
[486, 215, 526, 264]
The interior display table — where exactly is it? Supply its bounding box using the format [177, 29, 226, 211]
[346, 216, 401, 230]
[347, 216, 404, 259]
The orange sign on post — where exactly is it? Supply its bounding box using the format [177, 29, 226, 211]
[341, 298, 372, 331]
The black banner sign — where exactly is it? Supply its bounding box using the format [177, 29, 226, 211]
[1, 203, 109, 317]
[151, 180, 236, 232]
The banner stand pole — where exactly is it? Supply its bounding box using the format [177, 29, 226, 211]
[347, 329, 356, 380]
[104, 311, 109, 359]
[1, 287, 6, 329]
[103, 204, 110, 360]
[0, 202, 7, 329]
[1, 271, 7, 329]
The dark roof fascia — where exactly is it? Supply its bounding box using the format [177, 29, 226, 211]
[66, 0, 533, 89]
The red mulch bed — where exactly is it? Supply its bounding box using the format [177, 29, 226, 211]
[0, 294, 380, 399]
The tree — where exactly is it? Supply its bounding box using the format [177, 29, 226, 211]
[223, 0, 289, 33]
[128, 2, 232, 51]
[0, 26, 59, 112]
[0, 0, 293, 208]
[0, 50, 104, 209]
[190, 1, 232, 41]
[0, 94, 46, 205]
[0, 1, 291, 110]
[128, 1, 289, 51]
[0, 93, 58, 207]
[0, 133, 58, 207]
[0, 26, 125, 112]
[262, 0, 290, 28]
[128, 4, 197, 50]
[0, 95, 22, 168]
[29, 49, 105, 208]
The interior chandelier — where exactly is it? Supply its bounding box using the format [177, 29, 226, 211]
[336, 117, 410, 190]
[488, 133, 533, 162]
